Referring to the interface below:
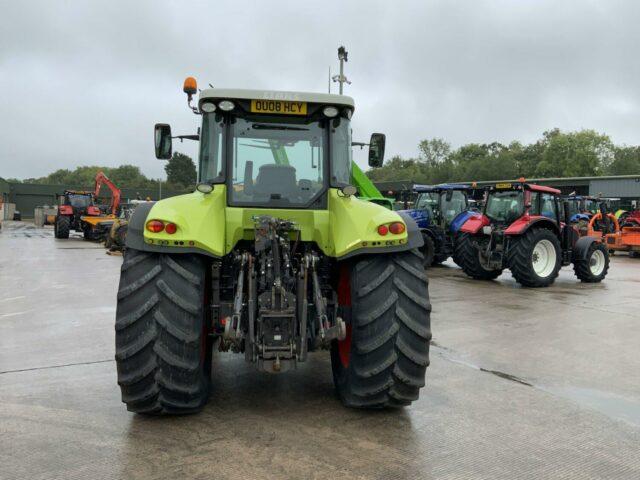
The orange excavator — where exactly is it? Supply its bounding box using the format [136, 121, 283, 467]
[93, 171, 121, 216]
[54, 171, 121, 240]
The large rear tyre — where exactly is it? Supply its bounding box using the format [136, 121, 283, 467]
[454, 233, 502, 280]
[115, 249, 211, 415]
[421, 233, 435, 267]
[331, 249, 432, 408]
[54, 215, 70, 239]
[573, 242, 609, 282]
[506, 228, 561, 287]
[114, 223, 128, 248]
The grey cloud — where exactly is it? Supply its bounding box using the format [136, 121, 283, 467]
[1, 0, 639, 179]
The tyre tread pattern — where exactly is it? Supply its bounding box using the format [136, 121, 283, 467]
[55, 215, 70, 239]
[454, 233, 502, 280]
[334, 249, 432, 408]
[573, 242, 610, 283]
[115, 249, 209, 415]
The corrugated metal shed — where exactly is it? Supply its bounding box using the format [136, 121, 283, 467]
[589, 177, 640, 197]
[4, 182, 185, 218]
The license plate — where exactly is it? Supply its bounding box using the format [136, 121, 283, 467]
[495, 183, 512, 189]
[250, 99, 307, 115]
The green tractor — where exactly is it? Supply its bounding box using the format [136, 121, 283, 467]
[114, 79, 431, 414]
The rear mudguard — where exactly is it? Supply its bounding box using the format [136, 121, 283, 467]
[125, 201, 220, 258]
[504, 216, 560, 235]
[450, 210, 477, 234]
[397, 208, 431, 229]
[572, 236, 599, 260]
[338, 211, 423, 260]
[459, 213, 490, 234]
[125, 190, 423, 260]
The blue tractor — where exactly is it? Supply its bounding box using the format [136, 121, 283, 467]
[399, 184, 477, 267]
[563, 195, 600, 222]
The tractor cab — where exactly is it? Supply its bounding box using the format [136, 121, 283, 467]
[402, 184, 471, 266]
[562, 195, 599, 222]
[410, 184, 470, 230]
[57, 191, 100, 216]
[155, 88, 385, 210]
[482, 181, 561, 227]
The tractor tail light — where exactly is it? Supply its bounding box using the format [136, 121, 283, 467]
[377, 225, 389, 236]
[165, 223, 177, 234]
[389, 222, 406, 234]
[146, 220, 164, 233]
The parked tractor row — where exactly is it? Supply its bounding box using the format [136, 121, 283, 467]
[399, 180, 619, 287]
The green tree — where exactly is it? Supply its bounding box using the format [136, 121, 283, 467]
[418, 138, 451, 166]
[608, 146, 640, 175]
[164, 152, 197, 188]
[536, 129, 614, 177]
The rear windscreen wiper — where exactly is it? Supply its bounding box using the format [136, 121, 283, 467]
[252, 124, 308, 131]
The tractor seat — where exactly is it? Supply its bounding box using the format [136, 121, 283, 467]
[253, 164, 298, 199]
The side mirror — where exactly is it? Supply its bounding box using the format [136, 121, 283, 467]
[368, 133, 386, 168]
[154, 123, 172, 159]
[445, 190, 453, 202]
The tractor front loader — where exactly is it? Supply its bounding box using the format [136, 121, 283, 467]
[114, 80, 431, 415]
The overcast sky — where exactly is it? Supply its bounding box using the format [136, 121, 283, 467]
[1, 0, 639, 180]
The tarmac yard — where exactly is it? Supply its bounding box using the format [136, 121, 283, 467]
[2, 221, 640, 480]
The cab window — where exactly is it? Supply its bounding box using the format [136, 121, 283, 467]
[529, 192, 540, 215]
[541, 193, 556, 219]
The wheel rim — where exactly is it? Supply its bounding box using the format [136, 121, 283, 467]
[531, 239, 556, 277]
[589, 249, 606, 276]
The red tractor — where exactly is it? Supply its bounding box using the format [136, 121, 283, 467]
[454, 181, 610, 287]
[54, 190, 102, 239]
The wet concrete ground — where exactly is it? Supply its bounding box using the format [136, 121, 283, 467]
[1, 220, 640, 479]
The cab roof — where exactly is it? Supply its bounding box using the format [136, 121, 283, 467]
[562, 195, 596, 200]
[199, 88, 355, 110]
[527, 184, 561, 194]
[413, 183, 470, 193]
[490, 182, 561, 195]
